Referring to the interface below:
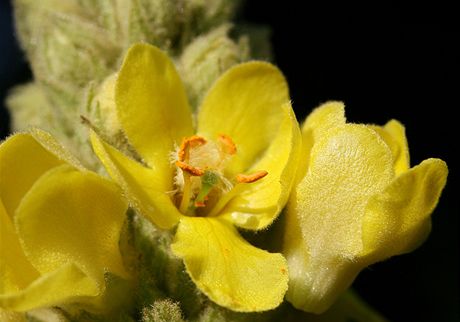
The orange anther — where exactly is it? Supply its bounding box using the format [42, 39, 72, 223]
[178, 135, 207, 161]
[194, 201, 206, 207]
[176, 160, 205, 176]
[236, 170, 268, 183]
[218, 134, 237, 155]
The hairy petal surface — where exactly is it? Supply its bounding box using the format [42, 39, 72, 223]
[171, 217, 288, 312]
[0, 263, 98, 312]
[299, 101, 346, 181]
[15, 166, 128, 287]
[0, 201, 38, 294]
[116, 43, 193, 185]
[90, 131, 181, 229]
[296, 125, 394, 257]
[223, 103, 301, 230]
[197, 62, 290, 175]
[361, 158, 448, 261]
[285, 124, 394, 313]
[371, 120, 410, 175]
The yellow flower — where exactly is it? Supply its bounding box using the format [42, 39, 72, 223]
[283, 102, 448, 313]
[0, 129, 128, 312]
[90, 43, 301, 312]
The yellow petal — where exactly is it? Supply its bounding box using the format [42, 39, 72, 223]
[383, 120, 410, 174]
[301, 101, 346, 136]
[370, 120, 409, 175]
[284, 124, 395, 313]
[283, 196, 312, 310]
[361, 158, 448, 261]
[116, 43, 193, 182]
[197, 62, 290, 175]
[0, 130, 84, 219]
[299, 101, 346, 181]
[0, 308, 26, 321]
[296, 124, 394, 257]
[15, 165, 129, 287]
[90, 131, 181, 229]
[171, 216, 288, 312]
[0, 200, 39, 294]
[0, 133, 62, 219]
[222, 103, 301, 230]
[0, 263, 98, 312]
[28, 128, 85, 170]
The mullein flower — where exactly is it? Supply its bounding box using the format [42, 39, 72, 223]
[0, 129, 128, 312]
[283, 102, 448, 313]
[90, 43, 301, 312]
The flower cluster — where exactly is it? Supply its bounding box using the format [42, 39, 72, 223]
[0, 44, 447, 318]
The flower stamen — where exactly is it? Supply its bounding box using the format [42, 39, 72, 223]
[176, 160, 205, 176]
[236, 170, 268, 183]
[178, 135, 207, 161]
[208, 171, 268, 217]
[175, 134, 267, 216]
[179, 172, 193, 214]
[177, 136, 207, 213]
[194, 200, 207, 208]
[218, 134, 237, 155]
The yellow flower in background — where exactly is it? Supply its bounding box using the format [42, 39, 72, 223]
[0, 129, 128, 312]
[90, 43, 301, 312]
[283, 102, 448, 313]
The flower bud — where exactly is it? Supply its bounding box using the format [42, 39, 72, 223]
[178, 25, 249, 108]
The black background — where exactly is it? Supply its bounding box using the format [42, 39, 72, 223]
[1, 1, 459, 321]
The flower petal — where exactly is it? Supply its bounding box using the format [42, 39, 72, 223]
[15, 165, 129, 288]
[116, 43, 193, 180]
[361, 158, 448, 261]
[301, 101, 346, 136]
[222, 103, 301, 230]
[0, 263, 98, 312]
[0, 133, 63, 219]
[90, 131, 181, 229]
[0, 200, 39, 294]
[370, 120, 409, 175]
[28, 128, 85, 170]
[283, 124, 395, 313]
[299, 101, 346, 180]
[295, 124, 394, 257]
[382, 120, 410, 174]
[0, 308, 26, 321]
[171, 216, 288, 312]
[197, 62, 290, 174]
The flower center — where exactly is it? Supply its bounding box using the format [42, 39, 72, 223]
[172, 134, 267, 216]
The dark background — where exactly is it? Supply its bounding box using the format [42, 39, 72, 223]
[1, 1, 458, 321]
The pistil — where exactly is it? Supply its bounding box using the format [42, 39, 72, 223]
[194, 171, 220, 208]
